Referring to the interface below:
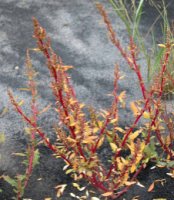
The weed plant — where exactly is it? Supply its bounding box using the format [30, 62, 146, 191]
[2, 1, 174, 199]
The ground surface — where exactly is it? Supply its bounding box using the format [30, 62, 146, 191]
[0, 0, 174, 199]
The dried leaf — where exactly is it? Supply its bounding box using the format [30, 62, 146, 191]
[55, 184, 67, 198]
[102, 191, 113, 197]
[136, 182, 145, 188]
[148, 182, 155, 192]
[91, 197, 100, 200]
[125, 181, 136, 186]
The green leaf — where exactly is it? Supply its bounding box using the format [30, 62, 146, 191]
[144, 139, 157, 159]
[33, 149, 40, 167]
[167, 161, 174, 168]
[3, 176, 17, 188]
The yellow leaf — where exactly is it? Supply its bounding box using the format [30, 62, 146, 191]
[110, 118, 117, 124]
[67, 137, 77, 144]
[102, 191, 113, 197]
[130, 102, 139, 117]
[72, 183, 86, 191]
[62, 65, 74, 71]
[65, 169, 74, 174]
[127, 142, 135, 154]
[96, 136, 104, 149]
[158, 44, 166, 48]
[93, 127, 99, 133]
[110, 143, 117, 152]
[82, 136, 98, 144]
[18, 100, 24, 106]
[143, 111, 150, 119]
[118, 91, 126, 101]
[69, 98, 77, 105]
[115, 127, 125, 133]
[129, 129, 142, 141]
[130, 164, 136, 173]
[69, 116, 76, 127]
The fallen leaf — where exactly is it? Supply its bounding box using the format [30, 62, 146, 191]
[148, 182, 154, 192]
[102, 191, 113, 197]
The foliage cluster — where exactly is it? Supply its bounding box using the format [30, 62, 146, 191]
[1, 1, 174, 199]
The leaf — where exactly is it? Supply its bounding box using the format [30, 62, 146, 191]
[0, 107, 8, 117]
[148, 182, 155, 192]
[91, 197, 100, 200]
[33, 149, 40, 167]
[143, 111, 150, 119]
[65, 169, 74, 174]
[130, 102, 139, 117]
[129, 129, 142, 141]
[125, 181, 136, 186]
[96, 136, 104, 149]
[93, 127, 99, 133]
[118, 91, 126, 107]
[136, 182, 145, 188]
[110, 118, 117, 124]
[0, 133, 5, 143]
[158, 44, 166, 48]
[110, 143, 117, 152]
[18, 100, 24, 106]
[62, 65, 74, 71]
[67, 137, 77, 144]
[102, 191, 113, 197]
[115, 127, 125, 133]
[12, 152, 26, 157]
[3, 176, 17, 187]
[55, 184, 67, 198]
[82, 136, 98, 144]
[72, 183, 86, 191]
